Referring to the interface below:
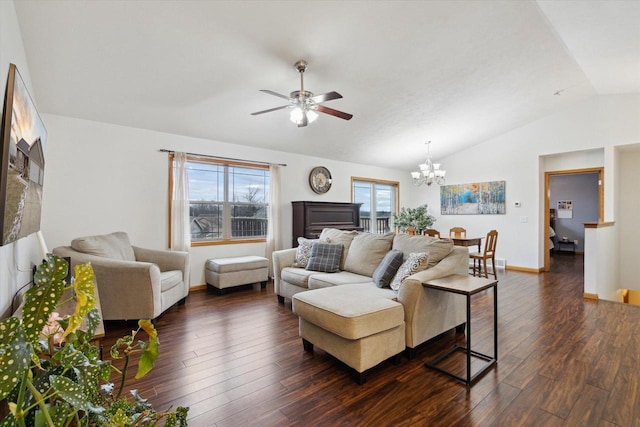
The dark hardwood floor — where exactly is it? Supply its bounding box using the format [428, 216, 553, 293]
[101, 254, 640, 426]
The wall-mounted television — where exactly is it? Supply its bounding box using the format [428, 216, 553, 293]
[0, 63, 47, 246]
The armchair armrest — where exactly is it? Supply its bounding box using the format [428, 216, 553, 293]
[133, 246, 190, 281]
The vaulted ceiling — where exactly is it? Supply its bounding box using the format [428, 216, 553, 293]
[14, 0, 640, 171]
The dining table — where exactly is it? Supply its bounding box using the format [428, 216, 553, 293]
[451, 236, 484, 252]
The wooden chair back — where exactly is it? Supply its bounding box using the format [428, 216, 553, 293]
[406, 226, 417, 235]
[449, 227, 467, 238]
[424, 229, 441, 239]
[484, 229, 498, 257]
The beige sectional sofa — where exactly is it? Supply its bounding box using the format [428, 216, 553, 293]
[272, 228, 469, 358]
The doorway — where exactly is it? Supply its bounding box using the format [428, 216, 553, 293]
[543, 167, 603, 272]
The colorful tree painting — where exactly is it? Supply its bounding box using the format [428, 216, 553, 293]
[440, 181, 505, 215]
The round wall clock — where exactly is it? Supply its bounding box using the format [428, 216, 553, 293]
[309, 166, 332, 194]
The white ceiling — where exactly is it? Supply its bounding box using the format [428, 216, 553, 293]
[13, 0, 640, 171]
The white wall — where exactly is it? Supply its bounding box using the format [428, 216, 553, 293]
[618, 148, 640, 292]
[0, 1, 47, 317]
[40, 114, 420, 286]
[417, 94, 640, 271]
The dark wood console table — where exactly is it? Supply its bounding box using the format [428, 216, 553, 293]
[291, 201, 363, 246]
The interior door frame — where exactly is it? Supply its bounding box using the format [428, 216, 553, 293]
[543, 167, 604, 272]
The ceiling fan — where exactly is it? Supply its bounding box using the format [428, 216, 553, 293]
[251, 60, 353, 127]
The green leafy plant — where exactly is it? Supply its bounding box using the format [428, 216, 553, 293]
[0, 254, 188, 426]
[392, 205, 436, 234]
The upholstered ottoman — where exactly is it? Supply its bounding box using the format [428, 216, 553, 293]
[205, 256, 268, 293]
[292, 284, 405, 384]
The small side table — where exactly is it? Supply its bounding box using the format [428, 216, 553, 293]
[424, 274, 498, 386]
[556, 240, 576, 253]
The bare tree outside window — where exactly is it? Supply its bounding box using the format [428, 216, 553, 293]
[181, 159, 269, 243]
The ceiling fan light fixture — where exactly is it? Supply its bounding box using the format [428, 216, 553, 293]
[289, 106, 318, 125]
[290, 107, 304, 124]
[306, 109, 319, 123]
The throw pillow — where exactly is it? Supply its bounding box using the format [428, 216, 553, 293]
[293, 237, 322, 267]
[318, 228, 358, 269]
[70, 231, 136, 261]
[392, 234, 454, 268]
[305, 243, 344, 273]
[390, 252, 430, 291]
[343, 232, 395, 277]
[372, 250, 404, 288]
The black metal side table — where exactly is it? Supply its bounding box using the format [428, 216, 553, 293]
[424, 274, 498, 386]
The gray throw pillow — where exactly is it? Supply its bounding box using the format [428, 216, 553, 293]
[372, 250, 404, 288]
[305, 243, 344, 273]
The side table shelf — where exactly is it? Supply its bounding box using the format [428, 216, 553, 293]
[556, 240, 576, 253]
[423, 274, 498, 386]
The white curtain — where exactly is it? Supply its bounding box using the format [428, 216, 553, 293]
[171, 152, 190, 252]
[265, 164, 282, 276]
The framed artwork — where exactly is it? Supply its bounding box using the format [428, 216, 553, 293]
[0, 63, 47, 245]
[557, 200, 573, 219]
[440, 180, 506, 215]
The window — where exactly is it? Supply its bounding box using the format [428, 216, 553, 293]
[173, 156, 269, 245]
[351, 177, 399, 234]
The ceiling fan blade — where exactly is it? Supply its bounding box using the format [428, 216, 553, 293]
[316, 105, 353, 121]
[251, 105, 289, 115]
[310, 91, 343, 103]
[260, 89, 291, 100]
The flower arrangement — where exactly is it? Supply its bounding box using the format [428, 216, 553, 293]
[392, 204, 436, 234]
[0, 254, 188, 426]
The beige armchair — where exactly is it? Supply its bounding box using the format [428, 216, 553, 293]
[53, 232, 190, 321]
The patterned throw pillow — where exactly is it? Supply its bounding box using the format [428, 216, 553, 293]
[305, 243, 344, 273]
[372, 250, 404, 288]
[293, 237, 320, 267]
[390, 252, 430, 291]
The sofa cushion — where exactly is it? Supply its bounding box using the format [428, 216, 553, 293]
[392, 234, 454, 268]
[292, 284, 404, 340]
[372, 249, 404, 288]
[305, 243, 343, 273]
[281, 267, 316, 289]
[160, 270, 183, 292]
[308, 271, 374, 289]
[390, 252, 430, 291]
[71, 231, 136, 261]
[319, 228, 359, 269]
[344, 232, 395, 277]
[293, 237, 322, 267]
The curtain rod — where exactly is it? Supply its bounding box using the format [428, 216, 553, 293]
[159, 149, 286, 167]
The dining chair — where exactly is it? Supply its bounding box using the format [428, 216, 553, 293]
[424, 228, 441, 239]
[449, 227, 467, 238]
[470, 229, 498, 279]
[406, 226, 417, 235]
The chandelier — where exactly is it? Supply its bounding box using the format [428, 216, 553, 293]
[411, 141, 446, 186]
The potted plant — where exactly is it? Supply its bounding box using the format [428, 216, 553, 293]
[0, 254, 188, 426]
[392, 204, 436, 234]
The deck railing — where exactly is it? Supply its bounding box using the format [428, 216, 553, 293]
[191, 216, 267, 240]
[360, 217, 391, 234]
